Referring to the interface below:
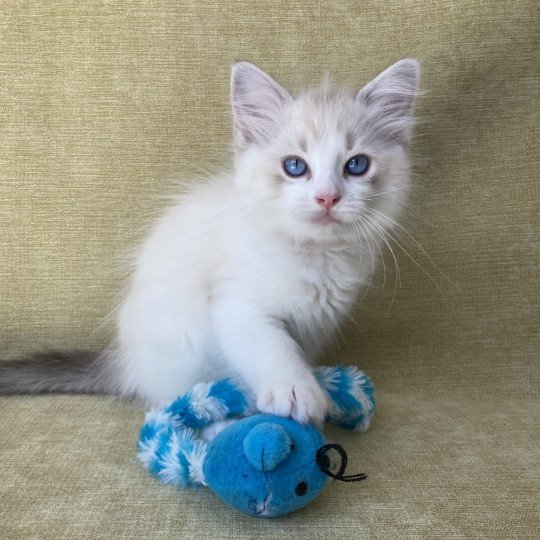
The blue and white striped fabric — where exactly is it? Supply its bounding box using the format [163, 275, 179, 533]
[138, 365, 375, 489]
[315, 366, 376, 431]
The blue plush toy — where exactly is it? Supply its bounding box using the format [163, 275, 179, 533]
[138, 365, 375, 517]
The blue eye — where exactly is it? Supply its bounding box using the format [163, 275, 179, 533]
[345, 155, 370, 176]
[283, 157, 308, 177]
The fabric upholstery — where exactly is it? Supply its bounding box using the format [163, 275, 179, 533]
[0, 1, 537, 538]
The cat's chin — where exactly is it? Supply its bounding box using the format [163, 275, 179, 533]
[311, 213, 341, 226]
[280, 214, 355, 246]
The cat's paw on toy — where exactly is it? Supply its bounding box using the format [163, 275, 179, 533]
[255, 375, 329, 426]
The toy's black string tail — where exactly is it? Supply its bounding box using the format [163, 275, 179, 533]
[316, 444, 367, 482]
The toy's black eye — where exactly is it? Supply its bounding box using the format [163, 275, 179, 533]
[345, 154, 370, 176]
[295, 481, 308, 496]
[283, 157, 308, 177]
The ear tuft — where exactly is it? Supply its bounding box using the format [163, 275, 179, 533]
[231, 62, 291, 148]
[356, 58, 421, 143]
[243, 422, 292, 471]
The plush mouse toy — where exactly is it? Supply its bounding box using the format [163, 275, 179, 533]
[138, 365, 375, 517]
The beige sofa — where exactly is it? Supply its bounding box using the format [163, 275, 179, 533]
[0, 1, 537, 538]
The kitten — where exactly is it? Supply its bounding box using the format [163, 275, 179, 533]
[0, 59, 420, 425]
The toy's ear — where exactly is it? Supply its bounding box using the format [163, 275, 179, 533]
[243, 423, 292, 471]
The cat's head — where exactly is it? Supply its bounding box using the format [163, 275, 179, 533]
[230, 59, 420, 244]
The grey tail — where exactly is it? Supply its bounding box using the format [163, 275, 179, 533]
[0, 350, 116, 395]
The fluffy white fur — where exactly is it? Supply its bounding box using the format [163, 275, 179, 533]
[113, 59, 420, 424]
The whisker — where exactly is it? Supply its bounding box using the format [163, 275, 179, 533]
[364, 210, 447, 298]
[356, 216, 386, 291]
[365, 207, 461, 292]
[352, 219, 376, 301]
[348, 220, 368, 280]
[361, 186, 409, 200]
[360, 214, 400, 311]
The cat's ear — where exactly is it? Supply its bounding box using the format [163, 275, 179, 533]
[231, 61, 292, 148]
[356, 58, 421, 144]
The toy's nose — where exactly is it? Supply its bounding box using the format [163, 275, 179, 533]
[243, 423, 292, 471]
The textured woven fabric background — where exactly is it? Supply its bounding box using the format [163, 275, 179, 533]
[0, 1, 538, 539]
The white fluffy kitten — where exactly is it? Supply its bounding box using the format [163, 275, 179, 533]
[115, 59, 420, 424]
[1, 59, 420, 425]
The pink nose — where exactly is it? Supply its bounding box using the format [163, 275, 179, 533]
[315, 193, 341, 210]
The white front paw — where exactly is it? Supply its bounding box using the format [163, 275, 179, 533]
[256, 375, 329, 425]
